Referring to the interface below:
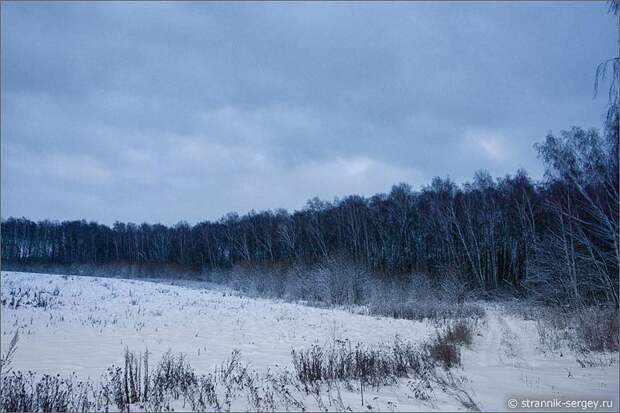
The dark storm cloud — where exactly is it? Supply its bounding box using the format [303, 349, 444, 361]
[1, 1, 616, 224]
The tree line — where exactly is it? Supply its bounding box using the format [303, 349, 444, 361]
[2, 123, 617, 306]
[3, 1, 618, 307]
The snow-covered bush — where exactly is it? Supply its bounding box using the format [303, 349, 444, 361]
[291, 338, 430, 390]
[425, 318, 478, 369]
[0, 372, 92, 413]
[311, 259, 371, 306]
[426, 338, 460, 370]
[369, 299, 485, 322]
[534, 305, 619, 355]
[573, 306, 619, 352]
[441, 319, 476, 346]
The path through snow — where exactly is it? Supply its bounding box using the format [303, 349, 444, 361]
[462, 305, 618, 411]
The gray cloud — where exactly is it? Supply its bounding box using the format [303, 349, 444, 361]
[1, 1, 616, 224]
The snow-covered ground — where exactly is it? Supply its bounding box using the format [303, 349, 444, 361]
[1, 271, 618, 412]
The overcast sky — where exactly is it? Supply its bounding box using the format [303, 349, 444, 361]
[1, 1, 617, 225]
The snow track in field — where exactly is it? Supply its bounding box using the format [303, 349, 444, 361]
[462, 306, 619, 411]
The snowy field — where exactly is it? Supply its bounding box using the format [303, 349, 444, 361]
[1, 271, 618, 412]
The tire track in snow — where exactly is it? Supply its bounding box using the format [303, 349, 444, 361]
[497, 314, 528, 368]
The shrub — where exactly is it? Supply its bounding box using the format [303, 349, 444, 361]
[425, 319, 477, 368]
[291, 338, 430, 390]
[369, 299, 485, 322]
[151, 351, 197, 400]
[426, 338, 461, 369]
[0, 372, 92, 413]
[443, 319, 475, 346]
[535, 319, 564, 353]
[535, 305, 619, 354]
[573, 306, 619, 352]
